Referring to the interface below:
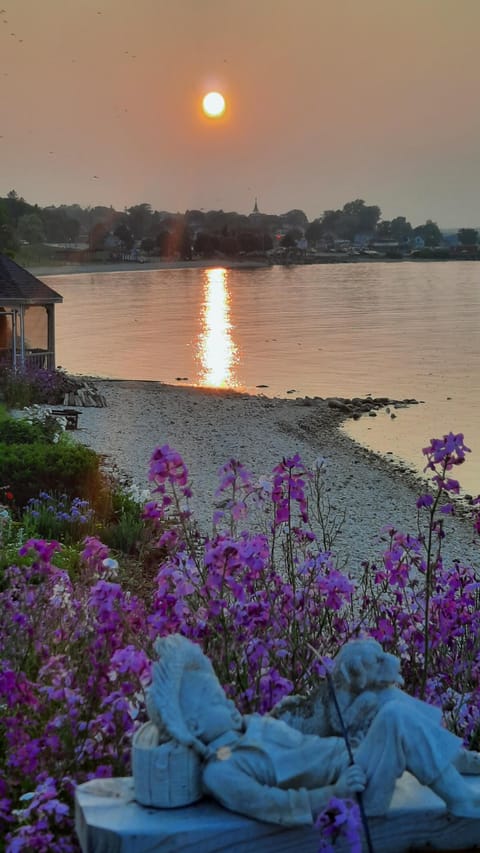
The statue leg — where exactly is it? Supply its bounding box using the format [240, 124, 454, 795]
[354, 702, 463, 816]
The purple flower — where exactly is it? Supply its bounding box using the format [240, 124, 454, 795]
[423, 432, 471, 471]
[315, 797, 362, 852]
[110, 646, 151, 685]
[440, 503, 454, 515]
[18, 539, 61, 563]
[149, 445, 189, 488]
[416, 494, 434, 509]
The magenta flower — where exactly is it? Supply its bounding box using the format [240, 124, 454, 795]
[149, 445, 189, 488]
[315, 796, 362, 852]
[416, 493, 434, 509]
[18, 539, 61, 563]
[423, 432, 471, 471]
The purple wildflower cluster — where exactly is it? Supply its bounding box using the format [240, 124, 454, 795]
[1, 537, 151, 850]
[315, 797, 362, 852]
[1, 435, 480, 849]
[1, 366, 73, 406]
[147, 448, 354, 710]
[23, 492, 95, 543]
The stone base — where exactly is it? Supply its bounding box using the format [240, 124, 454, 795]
[75, 774, 480, 852]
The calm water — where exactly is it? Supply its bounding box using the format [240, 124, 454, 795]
[47, 262, 480, 494]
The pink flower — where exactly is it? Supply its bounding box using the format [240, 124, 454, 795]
[149, 445, 189, 488]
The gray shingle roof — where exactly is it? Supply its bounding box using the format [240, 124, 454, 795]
[0, 254, 63, 305]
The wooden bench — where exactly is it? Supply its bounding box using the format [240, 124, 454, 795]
[50, 408, 80, 430]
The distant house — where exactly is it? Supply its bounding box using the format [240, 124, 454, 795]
[0, 254, 63, 370]
[411, 235, 425, 250]
[353, 232, 374, 248]
[104, 233, 122, 252]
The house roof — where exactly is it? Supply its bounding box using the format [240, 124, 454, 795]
[0, 254, 63, 306]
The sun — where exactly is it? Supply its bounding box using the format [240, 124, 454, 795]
[202, 91, 226, 118]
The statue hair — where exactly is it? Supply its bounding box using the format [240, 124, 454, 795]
[146, 634, 219, 757]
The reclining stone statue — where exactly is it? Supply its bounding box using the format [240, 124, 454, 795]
[141, 634, 480, 828]
[271, 636, 480, 774]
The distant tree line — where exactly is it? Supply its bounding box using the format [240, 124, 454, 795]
[0, 190, 478, 260]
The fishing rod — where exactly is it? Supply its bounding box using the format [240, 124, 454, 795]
[307, 643, 375, 853]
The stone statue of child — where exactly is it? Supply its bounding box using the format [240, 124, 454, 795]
[146, 634, 480, 827]
[271, 638, 480, 775]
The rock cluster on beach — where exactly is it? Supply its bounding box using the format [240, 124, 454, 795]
[285, 392, 420, 421]
[324, 395, 419, 420]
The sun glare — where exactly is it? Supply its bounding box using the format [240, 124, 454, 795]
[197, 267, 238, 387]
[202, 91, 226, 118]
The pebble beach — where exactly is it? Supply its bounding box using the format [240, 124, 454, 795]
[70, 379, 479, 571]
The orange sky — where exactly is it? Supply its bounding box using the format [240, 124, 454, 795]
[1, 0, 479, 226]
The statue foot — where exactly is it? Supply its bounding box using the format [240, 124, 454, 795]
[453, 750, 480, 775]
[448, 797, 480, 818]
[432, 764, 480, 816]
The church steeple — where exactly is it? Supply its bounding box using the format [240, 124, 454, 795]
[252, 197, 259, 214]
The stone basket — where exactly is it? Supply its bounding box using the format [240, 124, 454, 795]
[132, 721, 203, 808]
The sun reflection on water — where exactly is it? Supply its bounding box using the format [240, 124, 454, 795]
[197, 267, 238, 387]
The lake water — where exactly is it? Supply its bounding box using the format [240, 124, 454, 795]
[47, 261, 480, 496]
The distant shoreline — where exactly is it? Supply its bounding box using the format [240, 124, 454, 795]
[29, 254, 479, 278]
[29, 259, 272, 277]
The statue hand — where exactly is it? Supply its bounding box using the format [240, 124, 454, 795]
[333, 763, 366, 799]
[308, 764, 366, 816]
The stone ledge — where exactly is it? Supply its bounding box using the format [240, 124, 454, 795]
[75, 774, 480, 853]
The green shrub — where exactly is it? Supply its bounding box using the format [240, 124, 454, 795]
[49, 542, 84, 578]
[100, 511, 145, 555]
[99, 490, 145, 555]
[0, 371, 34, 408]
[0, 440, 105, 511]
[0, 417, 51, 445]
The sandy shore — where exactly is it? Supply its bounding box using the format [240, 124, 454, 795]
[69, 379, 478, 571]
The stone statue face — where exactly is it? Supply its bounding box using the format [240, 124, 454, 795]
[182, 672, 243, 744]
[334, 639, 403, 693]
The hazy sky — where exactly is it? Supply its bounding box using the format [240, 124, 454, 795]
[1, 0, 479, 226]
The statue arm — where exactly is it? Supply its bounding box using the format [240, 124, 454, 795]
[203, 757, 318, 826]
[202, 757, 365, 827]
